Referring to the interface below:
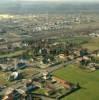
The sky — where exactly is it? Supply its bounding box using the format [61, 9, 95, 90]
[19, 0, 99, 2]
[1, 0, 99, 2]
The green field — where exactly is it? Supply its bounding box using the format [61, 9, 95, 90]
[0, 71, 10, 86]
[0, 50, 26, 58]
[53, 64, 99, 100]
[57, 36, 90, 46]
[82, 37, 99, 51]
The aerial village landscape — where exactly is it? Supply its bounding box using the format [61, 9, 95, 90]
[0, 0, 99, 100]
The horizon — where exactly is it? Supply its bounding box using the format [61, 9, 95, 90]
[1, 0, 99, 3]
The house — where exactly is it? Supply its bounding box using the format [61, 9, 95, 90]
[58, 54, 66, 60]
[73, 50, 80, 57]
[45, 88, 56, 96]
[42, 71, 51, 80]
[79, 56, 90, 66]
[0, 29, 6, 34]
[16, 62, 27, 69]
[25, 79, 38, 93]
[0, 64, 8, 71]
[2, 88, 14, 100]
[87, 63, 96, 71]
[89, 33, 99, 37]
[67, 55, 74, 61]
[8, 71, 22, 81]
[0, 45, 8, 51]
[12, 42, 21, 49]
[33, 81, 42, 88]
[0, 63, 14, 72]
[95, 64, 99, 69]
[83, 56, 90, 60]
[0, 38, 6, 42]
[89, 33, 96, 37]
[92, 50, 99, 57]
[2, 88, 22, 100]
[80, 49, 89, 57]
[16, 89, 26, 97]
[52, 76, 73, 89]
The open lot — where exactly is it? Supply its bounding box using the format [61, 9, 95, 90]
[53, 64, 99, 100]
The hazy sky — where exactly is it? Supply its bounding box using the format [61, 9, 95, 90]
[1, 0, 99, 2]
[20, 0, 99, 2]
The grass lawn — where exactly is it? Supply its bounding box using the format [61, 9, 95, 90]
[32, 88, 45, 94]
[53, 64, 99, 100]
[57, 36, 90, 45]
[82, 37, 99, 51]
[0, 71, 10, 86]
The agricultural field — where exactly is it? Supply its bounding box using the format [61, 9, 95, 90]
[53, 64, 99, 100]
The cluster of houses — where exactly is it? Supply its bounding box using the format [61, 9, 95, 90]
[0, 39, 29, 53]
[0, 14, 14, 20]
[89, 33, 99, 37]
[2, 71, 80, 100]
[32, 22, 72, 32]
[0, 37, 99, 99]
[76, 49, 99, 71]
[2, 13, 96, 36]
[0, 38, 80, 99]
[0, 58, 28, 72]
[0, 13, 97, 35]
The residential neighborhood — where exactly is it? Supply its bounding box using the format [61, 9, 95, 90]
[0, 0, 99, 100]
